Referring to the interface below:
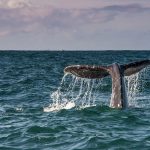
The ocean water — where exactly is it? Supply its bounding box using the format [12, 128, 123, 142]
[0, 50, 150, 150]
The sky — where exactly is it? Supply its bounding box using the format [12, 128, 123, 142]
[0, 0, 150, 50]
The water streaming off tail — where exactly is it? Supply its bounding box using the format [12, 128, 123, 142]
[44, 67, 150, 112]
[44, 74, 110, 112]
[125, 66, 150, 108]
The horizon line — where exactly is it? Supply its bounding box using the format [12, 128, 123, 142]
[0, 49, 150, 51]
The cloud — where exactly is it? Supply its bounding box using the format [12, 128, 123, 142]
[102, 3, 149, 13]
[0, 0, 54, 37]
[0, 2, 150, 38]
[0, 0, 31, 9]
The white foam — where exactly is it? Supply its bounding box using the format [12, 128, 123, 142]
[43, 101, 75, 112]
[15, 107, 23, 112]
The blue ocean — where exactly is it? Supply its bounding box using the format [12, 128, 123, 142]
[0, 51, 150, 150]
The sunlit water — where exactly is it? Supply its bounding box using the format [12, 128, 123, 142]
[0, 51, 150, 150]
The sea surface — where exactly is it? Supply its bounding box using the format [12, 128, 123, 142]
[0, 50, 150, 150]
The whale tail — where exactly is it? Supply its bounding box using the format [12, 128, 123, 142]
[64, 59, 150, 109]
[64, 60, 150, 78]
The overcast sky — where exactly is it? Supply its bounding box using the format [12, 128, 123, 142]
[0, 0, 150, 50]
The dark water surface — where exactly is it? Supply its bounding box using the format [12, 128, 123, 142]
[0, 51, 150, 150]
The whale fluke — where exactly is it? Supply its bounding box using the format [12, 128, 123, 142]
[64, 60, 150, 109]
[64, 60, 150, 78]
[64, 65, 110, 79]
[121, 60, 150, 76]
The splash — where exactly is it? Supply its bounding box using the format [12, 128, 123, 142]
[44, 73, 110, 112]
[125, 66, 150, 108]
[125, 73, 140, 107]
[44, 66, 150, 112]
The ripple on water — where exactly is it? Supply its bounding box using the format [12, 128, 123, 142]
[27, 125, 67, 134]
[0, 51, 150, 150]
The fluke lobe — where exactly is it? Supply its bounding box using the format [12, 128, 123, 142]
[64, 60, 150, 109]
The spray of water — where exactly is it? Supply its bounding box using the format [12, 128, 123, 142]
[125, 66, 150, 108]
[44, 67, 150, 112]
[44, 74, 109, 112]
